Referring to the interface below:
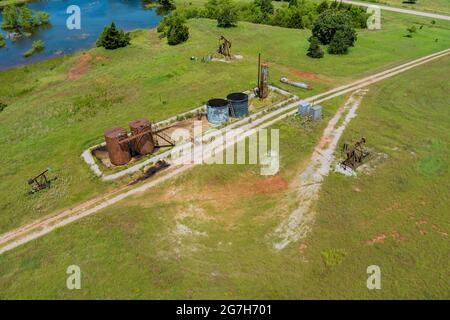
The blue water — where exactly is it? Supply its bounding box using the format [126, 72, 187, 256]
[0, 0, 162, 70]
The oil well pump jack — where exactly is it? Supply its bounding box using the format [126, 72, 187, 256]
[256, 53, 269, 99]
[27, 168, 55, 194]
[341, 137, 369, 169]
[217, 36, 232, 59]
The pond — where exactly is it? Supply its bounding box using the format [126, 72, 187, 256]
[0, 0, 163, 70]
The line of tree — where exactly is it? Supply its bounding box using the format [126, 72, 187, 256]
[181, 0, 369, 31]
[1, 5, 49, 33]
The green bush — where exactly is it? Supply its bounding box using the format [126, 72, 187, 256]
[157, 13, 189, 45]
[328, 30, 351, 54]
[217, 1, 238, 28]
[23, 40, 45, 57]
[321, 248, 347, 269]
[312, 9, 357, 45]
[306, 36, 324, 58]
[0, 33, 5, 48]
[96, 23, 131, 50]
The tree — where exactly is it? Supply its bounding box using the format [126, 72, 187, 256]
[158, 0, 176, 9]
[307, 36, 324, 58]
[316, 0, 329, 14]
[288, 0, 298, 8]
[254, 0, 274, 16]
[157, 13, 189, 45]
[1, 5, 50, 32]
[0, 33, 5, 48]
[167, 23, 189, 45]
[327, 30, 350, 54]
[204, 0, 221, 19]
[1, 5, 21, 31]
[312, 10, 357, 46]
[217, 2, 238, 28]
[96, 23, 131, 49]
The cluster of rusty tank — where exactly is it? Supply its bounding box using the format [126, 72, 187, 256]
[104, 118, 155, 166]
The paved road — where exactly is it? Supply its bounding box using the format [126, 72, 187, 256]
[341, 0, 450, 21]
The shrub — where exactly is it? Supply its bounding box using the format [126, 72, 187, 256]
[316, 0, 329, 14]
[255, 0, 274, 16]
[306, 36, 324, 58]
[0, 33, 5, 48]
[312, 9, 357, 45]
[327, 30, 350, 54]
[167, 23, 189, 45]
[217, 1, 238, 28]
[321, 248, 347, 269]
[96, 23, 131, 49]
[0, 102, 7, 112]
[157, 13, 189, 45]
[23, 40, 45, 57]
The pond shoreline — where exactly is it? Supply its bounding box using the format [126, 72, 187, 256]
[0, 0, 162, 70]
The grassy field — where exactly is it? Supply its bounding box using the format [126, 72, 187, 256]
[0, 12, 449, 235]
[0, 54, 448, 299]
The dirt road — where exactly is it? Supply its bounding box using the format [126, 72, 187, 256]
[340, 0, 450, 21]
[0, 48, 449, 255]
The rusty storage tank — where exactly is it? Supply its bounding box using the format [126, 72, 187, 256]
[129, 118, 155, 155]
[227, 92, 249, 118]
[207, 99, 229, 124]
[104, 127, 131, 166]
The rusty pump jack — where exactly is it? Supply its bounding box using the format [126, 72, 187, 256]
[217, 36, 232, 59]
[341, 138, 369, 169]
[256, 53, 269, 99]
[27, 168, 55, 194]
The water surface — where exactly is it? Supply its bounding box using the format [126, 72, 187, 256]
[0, 0, 161, 70]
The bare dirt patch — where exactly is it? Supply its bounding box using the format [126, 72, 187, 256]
[68, 53, 93, 80]
[68, 53, 109, 80]
[254, 176, 288, 194]
[366, 234, 387, 245]
[288, 68, 322, 82]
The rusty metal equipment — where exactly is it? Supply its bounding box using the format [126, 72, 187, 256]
[105, 127, 131, 166]
[129, 119, 155, 155]
[28, 169, 53, 193]
[341, 138, 369, 169]
[152, 128, 176, 148]
[128, 160, 170, 185]
[104, 118, 176, 166]
[218, 36, 232, 59]
[256, 54, 269, 99]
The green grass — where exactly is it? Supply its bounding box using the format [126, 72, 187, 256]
[0, 13, 449, 234]
[0, 55, 448, 299]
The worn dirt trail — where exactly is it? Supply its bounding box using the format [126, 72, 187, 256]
[272, 90, 368, 250]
